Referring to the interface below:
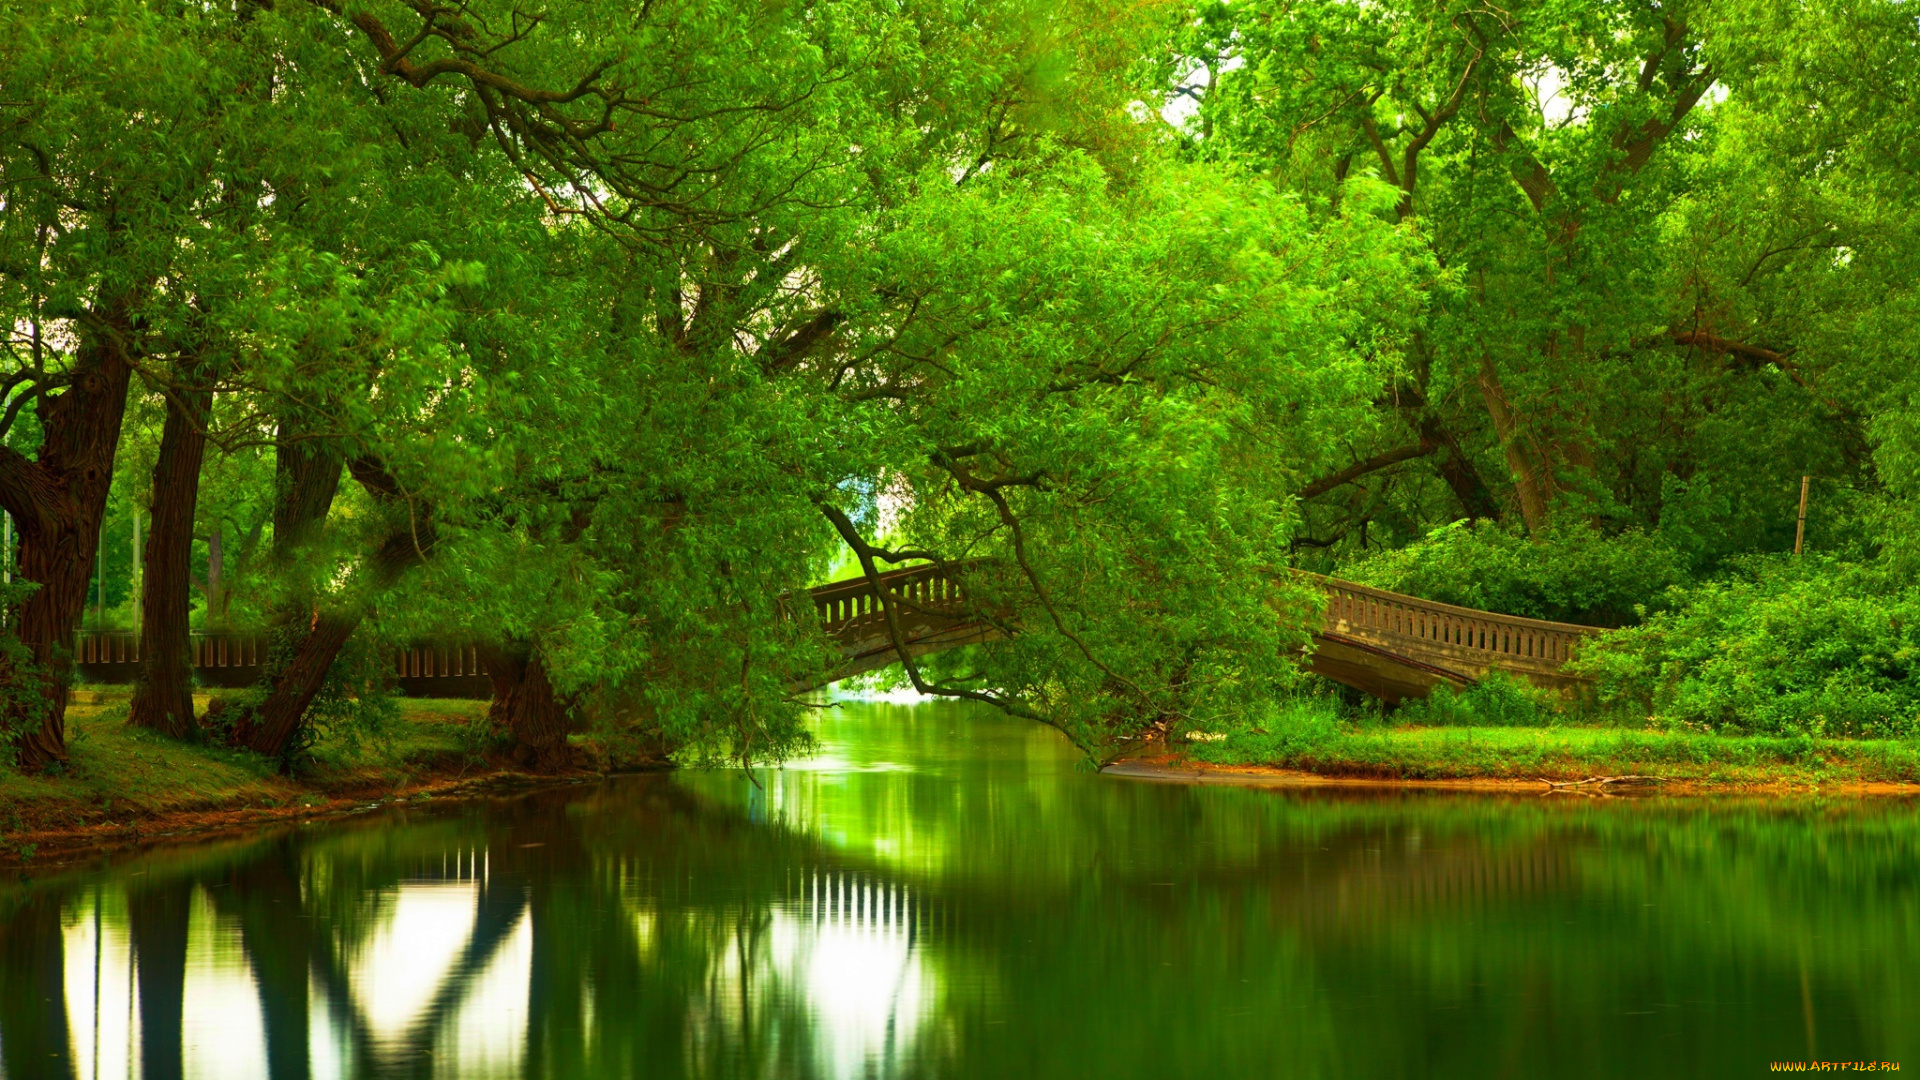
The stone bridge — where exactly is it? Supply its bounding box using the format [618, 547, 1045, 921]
[800, 563, 1599, 701]
[75, 564, 1599, 702]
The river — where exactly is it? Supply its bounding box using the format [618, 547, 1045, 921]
[2, 698, 1916, 1078]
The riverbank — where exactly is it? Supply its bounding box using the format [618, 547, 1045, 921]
[1148, 722, 1920, 794]
[15, 695, 1920, 866]
[0, 687, 624, 864]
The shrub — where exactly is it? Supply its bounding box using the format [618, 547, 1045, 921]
[1396, 672, 1551, 727]
[1340, 520, 1690, 627]
[1185, 693, 1346, 763]
[0, 581, 49, 770]
[210, 627, 402, 768]
[1573, 556, 1920, 738]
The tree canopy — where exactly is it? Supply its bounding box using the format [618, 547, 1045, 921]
[2, 0, 1917, 769]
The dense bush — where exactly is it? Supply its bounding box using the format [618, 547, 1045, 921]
[1574, 557, 1920, 738]
[1396, 673, 1552, 728]
[1183, 693, 1347, 761]
[0, 583, 49, 770]
[1340, 521, 1691, 627]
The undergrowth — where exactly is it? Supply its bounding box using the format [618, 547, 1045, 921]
[1179, 678, 1920, 785]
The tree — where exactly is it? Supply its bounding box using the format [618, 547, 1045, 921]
[1176, 0, 1847, 557]
[0, 2, 270, 767]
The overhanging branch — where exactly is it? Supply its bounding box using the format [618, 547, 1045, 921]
[1296, 440, 1436, 500]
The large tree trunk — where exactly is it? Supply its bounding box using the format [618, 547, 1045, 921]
[481, 643, 578, 771]
[224, 427, 345, 760]
[233, 456, 433, 761]
[1388, 374, 1504, 524]
[0, 310, 136, 771]
[271, 434, 344, 566]
[130, 384, 214, 737]
[1413, 413, 1504, 522]
[264, 425, 344, 637]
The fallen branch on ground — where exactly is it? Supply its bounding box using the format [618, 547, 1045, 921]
[1540, 775, 1667, 790]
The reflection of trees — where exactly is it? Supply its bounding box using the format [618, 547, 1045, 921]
[0, 889, 74, 1079]
[224, 839, 317, 1080]
[5, 741, 1920, 1077]
[128, 878, 192, 1080]
[0, 782, 887, 1079]
[688, 713, 1920, 1076]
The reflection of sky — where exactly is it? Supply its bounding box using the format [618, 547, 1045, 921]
[690, 872, 932, 1080]
[52, 874, 531, 1080]
[352, 882, 478, 1047]
[61, 893, 136, 1080]
[181, 889, 267, 1080]
[785, 875, 928, 1079]
[437, 904, 532, 1080]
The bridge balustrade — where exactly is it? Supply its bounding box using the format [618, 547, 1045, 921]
[1310, 575, 1598, 681]
[394, 644, 486, 680]
[806, 563, 973, 636]
[69, 564, 1599, 701]
[72, 630, 487, 692]
[78, 631, 267, 670]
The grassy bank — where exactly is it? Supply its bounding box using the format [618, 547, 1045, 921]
[1175, 694, 1920, 791]
[0, 687, 557, 859]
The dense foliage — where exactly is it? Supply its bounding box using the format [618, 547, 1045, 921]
[1, 0, 1917, 771]
[1574, 558, 1920, 737]
[1343, 522, 1691, 626]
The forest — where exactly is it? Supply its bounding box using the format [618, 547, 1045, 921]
[1, 0, 1917, 778]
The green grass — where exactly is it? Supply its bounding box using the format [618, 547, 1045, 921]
[1185, 697, 1920, 787]
[1, 686, 490, 841]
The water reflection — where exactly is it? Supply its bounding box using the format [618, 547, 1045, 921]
[3, 700, 1919, 1079]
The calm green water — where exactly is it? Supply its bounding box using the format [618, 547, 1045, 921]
[3, 699, 1918, 1079]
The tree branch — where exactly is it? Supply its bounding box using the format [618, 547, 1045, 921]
[760, 310, 842, 375]
[1296, 440, 1436, 500]
[815, 501, 1087, 751]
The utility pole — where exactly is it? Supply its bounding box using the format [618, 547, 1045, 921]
[131, 507, 142, 636]
[1794, 475, 1810, 556]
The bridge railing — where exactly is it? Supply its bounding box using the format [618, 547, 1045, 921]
[72, 567, 1598, 695]
[1305, 574, 1600, 676]
[73, 630, 488, 688]
[803, 562, 981, 637]
[75, 631, 269, 670]
[393, 644, 487, 680]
